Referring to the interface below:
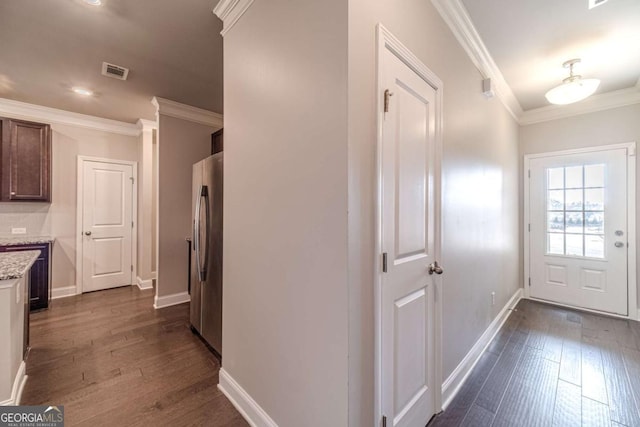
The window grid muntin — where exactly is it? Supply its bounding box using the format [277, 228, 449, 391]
[545, 164, 605, 258]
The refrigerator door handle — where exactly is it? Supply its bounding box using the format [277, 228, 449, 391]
[194, 185, 209, 282]
[202, 185, 211, 283]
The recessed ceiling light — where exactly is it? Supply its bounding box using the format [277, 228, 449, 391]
[84, 0, 102, 5]
[72, 87, 94, 96]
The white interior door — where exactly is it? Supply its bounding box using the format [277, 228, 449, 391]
[380, 46, 438, 426]
[82, 160, 134, 292]
[529, 148, 628, 315]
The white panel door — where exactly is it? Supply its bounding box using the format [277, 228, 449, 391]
[381, 47, 438, 426]
[529, 148, 628, 315]
[82, 160, 134, 292]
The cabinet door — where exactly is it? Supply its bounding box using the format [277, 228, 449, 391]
[29, 254, 49, 311]
[3, 119, 51, 202]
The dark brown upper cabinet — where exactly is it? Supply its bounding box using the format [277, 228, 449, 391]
[1, 118, 51, 202]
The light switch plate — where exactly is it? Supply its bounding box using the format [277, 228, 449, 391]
[11, 227, 27, 235]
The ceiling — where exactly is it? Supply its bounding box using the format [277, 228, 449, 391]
[1, 1, 637, 122]
[0, 0, 223, 123]
[462, 0, 640, 111]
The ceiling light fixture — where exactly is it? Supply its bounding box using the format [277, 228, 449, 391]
[83, 0, 102, 5]
[588, 0, 609, 9]
[544, 59, 600, 105]
[72, 87, 94, 96]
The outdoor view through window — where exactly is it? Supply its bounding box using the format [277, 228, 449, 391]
[546, 164, 605, 258]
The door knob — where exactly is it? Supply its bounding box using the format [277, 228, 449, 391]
[614, 241, 624, 248]
[428, 261, 443, 275]
[85, 231, 92, 236]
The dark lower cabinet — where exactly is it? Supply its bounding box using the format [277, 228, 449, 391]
[0, 243, 51, 311]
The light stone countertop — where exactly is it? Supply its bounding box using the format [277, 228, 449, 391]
[0, 236, 55, 246]
[0, 251, 40, 282]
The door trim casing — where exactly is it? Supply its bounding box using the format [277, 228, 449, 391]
[523, 142, 637, 320]
[75, 155, 138, 295]
[374, 23, 444, 423]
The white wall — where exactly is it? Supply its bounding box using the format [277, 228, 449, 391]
[0, 122, 139, 290]
[156, 115, 215, 298]
[222, 0, 349, 425]
[519, 104, 640, 308]
[137, 122, 155, 285]
[348, 1, 520, 424]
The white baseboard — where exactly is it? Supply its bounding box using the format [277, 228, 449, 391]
[136, 276, 154, 290]
[218, 368, 278, 427]
[51, 286, 77, 300]
[441, 287, 523, 409]
[0, 361, 27, 406]
[153, 291, 190, 309]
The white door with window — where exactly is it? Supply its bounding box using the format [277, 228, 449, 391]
[379, 40, 440, 426]
[528, 147, 630, 315]
[82, 159, 134, 292]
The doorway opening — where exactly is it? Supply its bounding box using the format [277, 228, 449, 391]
[524, 143, 637, 319]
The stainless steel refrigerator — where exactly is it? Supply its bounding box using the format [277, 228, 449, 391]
[190, 153, 223, 356]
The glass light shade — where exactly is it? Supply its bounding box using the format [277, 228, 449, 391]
[545, 78, 600, 105]
[72, 87, 93, 96]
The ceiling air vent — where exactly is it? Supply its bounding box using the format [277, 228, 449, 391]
[101, 62, 129, 80]
[588, 0, 609, 9]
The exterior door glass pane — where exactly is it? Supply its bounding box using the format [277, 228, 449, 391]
[545, 164, 605, 259]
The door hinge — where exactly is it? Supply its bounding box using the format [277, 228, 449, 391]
[382, 252, 388, 273]
[382, 415, 387, 427]
[131, 265, 134, 272]
[528, 277, 531, 287]
[528, 224, 531, 232]
[132, 221, 134, 228]
[130, 176, 135, 184]
[384, 89, 394, 113]
[528, 169, 530, 178]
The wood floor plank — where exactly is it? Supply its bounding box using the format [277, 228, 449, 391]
[581, 337, 608, 404]
[543, 321, 565, 363]
[487, 313, 518, 356]
[621, 346, 640, 417]
[460, 404, 494, 427]
[582, 397, 611, 427]
[429, 300, 640, 427]
[20, 286, 247, 427]
[560, 323, 582, 387]
[492, 347, 559, 427]
[474, 333, 526, 413]
[553, 379, 582, 427]
[593, 336, 640, 426]
[429, 351, 499, 426]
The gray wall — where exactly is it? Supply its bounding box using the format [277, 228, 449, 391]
[222, 0, 349, 425]
[519, 104, 640, 309]
[156, 115, 215, 297]
[348, 0, 520, 424]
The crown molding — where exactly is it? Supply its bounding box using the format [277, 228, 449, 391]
[431, 0, 640, 125]
[519, 87, 640, 126]
[0, 97, 140, 136]
[151, 97, 223, 129]
[136, 118, 157, 131]
[213, 0, 255, 37]
[431, 0, 523, 120]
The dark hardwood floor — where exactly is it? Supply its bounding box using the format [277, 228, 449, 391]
[429, 299, 640, 427]
[21, 286, 248, 427]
